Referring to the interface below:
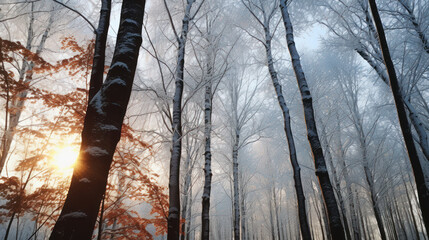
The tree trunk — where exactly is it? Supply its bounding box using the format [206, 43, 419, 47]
[201, 58, 213, 240]
[168, 1, 194, 239]
[3, 211, 16, 240]
[186, 185, 192, 240]
[233, 130, 240, 240]
[263, 18, 312, 240]
[240, 176, 247, 240]
[89, 0, 112, 101]
[49, 1, 145, 239]
[368, 0, 429, 232]
[321, 123, 351, 240]
[356, 1, 429, 163]
[181, 145, 192, 240]
[279, 2, 345, 239]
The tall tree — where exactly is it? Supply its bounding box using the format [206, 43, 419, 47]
[240, 1, 311, 238]
[279, 1, 346, 239]
[49, 0, 145, 239]
[165, 0, 202, 239]
[368, 0, 429, 232]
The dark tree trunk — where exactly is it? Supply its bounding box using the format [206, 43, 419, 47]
[167, 1, 194, 239]
[49, 0, 145, 239]
[233, 131, 240, 240]
[263, 19, 312, 240]
[201, 58, 213, 240]
[88, 0, 112, 101]
[279, 1, 345, 239]
[368, 0, 429, 233]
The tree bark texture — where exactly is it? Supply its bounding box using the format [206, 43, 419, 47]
[181, 148, 192, 240]
[279, 1, 346, 239]
[263, 21, 311, 240]
[233, 131, 240, 240]
[201, 61, 213, 240]
[321, 126, 352, 240]
[168, 1, 195, 239]
[88, 0, 112, 101]
[49, 1, 145, 239]
[368, 0, 429, 233]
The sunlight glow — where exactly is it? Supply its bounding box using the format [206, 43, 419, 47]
[52, 146, 79, 170]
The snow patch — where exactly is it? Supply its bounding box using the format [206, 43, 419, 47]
[108, 78, 126, 86]
[122, 19, 139, 27]
[85, 147, 108, 157]
[124, 32, 141, 38]
[60, 211, 87, 221]
[99, 124, 119, 131]
[90, 92, 105, 116]
[110, 62, 130, 72]
[79, 178, 91, 183]
[117, 46, 134, 55]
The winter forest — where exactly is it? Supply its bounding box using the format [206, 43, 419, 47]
[0, 0, 429, 239]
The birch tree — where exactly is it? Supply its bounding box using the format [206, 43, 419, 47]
[200, 8, 231, 239]
[279, 1, 346, 239]
[163, 0, 204, 238]
[240, 1, 311, 238]
[50, 0, 145, 238]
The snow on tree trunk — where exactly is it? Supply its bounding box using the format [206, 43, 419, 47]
[89, 0, 112, 101]
[49, 1, 145, 239]
[168, 1, 195, 239]
[201, 59, 213, 240]
[279, 1, 346, 239]
[263, 19, 311, 240]
[368, 0, 429, 233]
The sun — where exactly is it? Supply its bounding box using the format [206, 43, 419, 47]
[52, 146, 79, 170]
